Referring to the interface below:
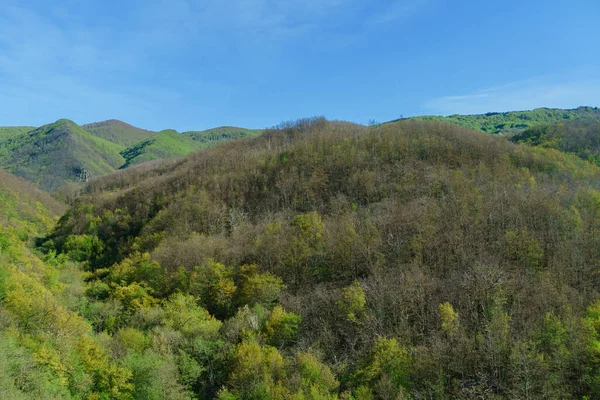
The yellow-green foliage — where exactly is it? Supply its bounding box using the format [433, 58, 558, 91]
[337, 281, 367, 323]
[295, 352, 339, 399]
[0, 221, 134, 399]
[188, 260, 237, 316]
[161, 293, 222, 339]
[77, 336, 134, 399]
[240, 264, 286, 306]
[229, 340, 285, 398]
[263, 305, 301, 347]
[355, 337, 411, 395]
[439, 302, 460, 334]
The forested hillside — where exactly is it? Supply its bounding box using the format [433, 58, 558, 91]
[409, 106, 600, 135]
[0, 126, 36, 141]
[512, 119, 600, 165]
[0, 170, 138, 399]
[0, 119, 126, 191]
[82, 120, 156, 147]
[30, 117, 600, 399]
[0, 119, 260, 191]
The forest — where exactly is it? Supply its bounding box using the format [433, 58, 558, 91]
[3, 116, 600, 399]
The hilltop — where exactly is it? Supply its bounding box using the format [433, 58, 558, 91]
[82, 119, 155, 147]
[121, 126, 261, 167]
[408, 106, 600, 135]
[0, 119, 125, 191]
[0, 119, 260, 191]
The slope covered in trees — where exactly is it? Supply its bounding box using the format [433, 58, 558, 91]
[0, 126, 36, 141]
[512, 119, 600, 165]
[121, 127, 262, 167]
[0, 120, 261, 191]
[0, 169, 141, 399]
[82, 119, 156, 147]
[0, 119, 126, 191]
[409, 106, 600, 135]
[39, 118, 600, 398]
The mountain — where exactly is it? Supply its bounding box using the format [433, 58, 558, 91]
[0, 119, 261, 191]
[511, 118, 600, 165]
[408, 106, 600, 135]
[0, 119, 125, 191]
[121, 126, 261, 167]
[42, 117, 600, 399]
[83, 119, 155, 146]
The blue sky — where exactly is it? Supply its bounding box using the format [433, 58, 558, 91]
[0, 0, 599, 131]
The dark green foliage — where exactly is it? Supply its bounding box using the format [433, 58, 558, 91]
[512, 119, 600, 165]
[409, 106, 600, 135]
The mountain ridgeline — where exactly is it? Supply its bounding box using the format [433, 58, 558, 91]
[0, 119, 260, 191]
[32, 116, 600, 399]
[409, 105, 600, 135]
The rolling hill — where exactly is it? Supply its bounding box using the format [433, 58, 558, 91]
[4, 107, 600, 193]
[83, 119, 155, 146]
[121, 126, 262, 167]
[0, 119, 261, 191]
[408, 106, 600, 135]
[0, 119, 126, 191]
[41, 117, 600, 399]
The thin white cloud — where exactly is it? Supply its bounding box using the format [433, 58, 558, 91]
[424, 72, 600, 115]
[366, 0, 429, 25]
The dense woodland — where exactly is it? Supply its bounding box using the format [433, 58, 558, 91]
[512, 119, 600, 166]
[4, 116, 600, 398]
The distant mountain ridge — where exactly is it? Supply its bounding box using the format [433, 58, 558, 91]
[121, 126, 261, 167]
[2, 107, 600, 192]
[0, 119, 125, 191]
[407, 106, 600, 135]
[83, 119, 156, 146]
[0, 118, 261, 191]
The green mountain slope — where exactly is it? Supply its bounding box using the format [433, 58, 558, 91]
[0, 169, 66, 234]
[43, 118, 600, 398]
[511, 119, 600, 164]
[184, 126, 261, 143]
[0, 168, 138, 399]
[409, 106, 600, 134]
[0, 119, 125, 191]
[0, 126, 36, 141]
[120, 126, 261, 167]
[83, 119, 155, 146]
